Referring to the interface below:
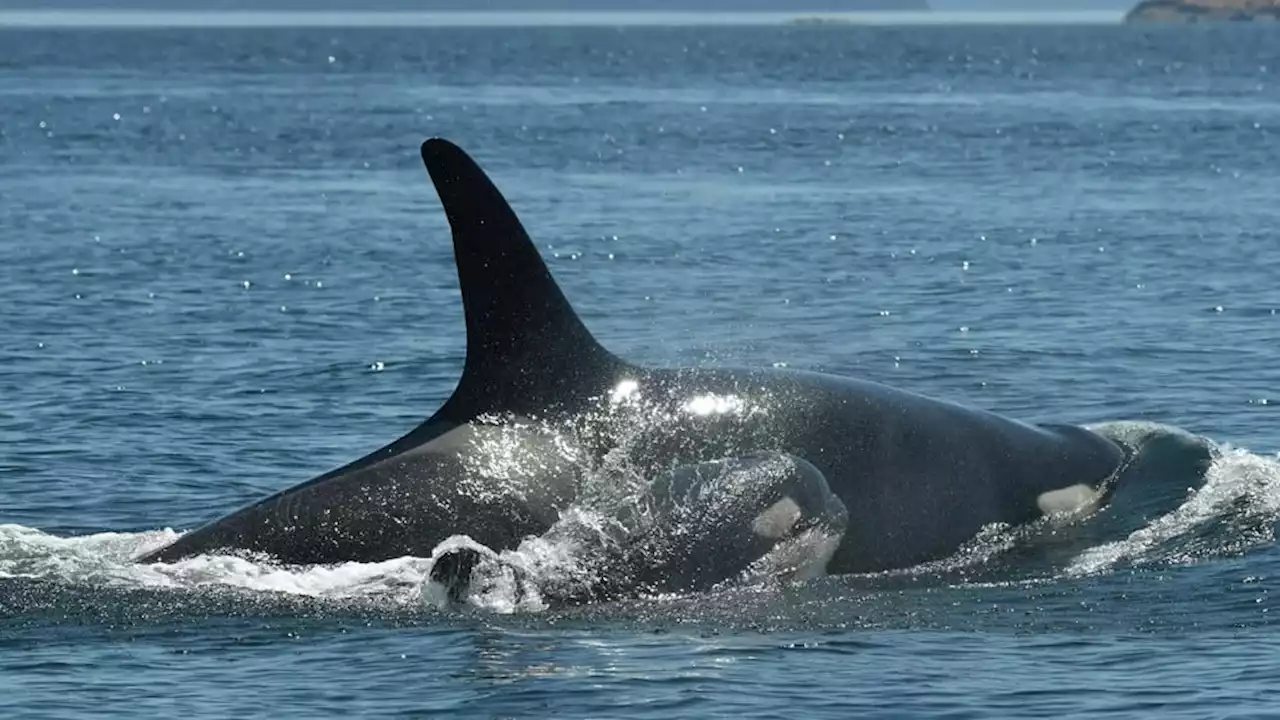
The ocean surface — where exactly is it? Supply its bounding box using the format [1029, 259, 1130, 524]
[3, 22, 1280, 718]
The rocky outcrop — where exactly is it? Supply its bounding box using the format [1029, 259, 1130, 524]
[1126, 0, 1280, 22]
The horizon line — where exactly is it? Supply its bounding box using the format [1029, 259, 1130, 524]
[0, 10, 1131, 29]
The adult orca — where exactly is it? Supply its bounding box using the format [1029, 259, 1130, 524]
[137, 137, 1128, 575]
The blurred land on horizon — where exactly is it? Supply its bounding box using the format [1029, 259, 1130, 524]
[1126, 0, 1280, 22]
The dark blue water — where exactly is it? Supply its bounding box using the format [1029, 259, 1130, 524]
[4, 23, 1280, 717]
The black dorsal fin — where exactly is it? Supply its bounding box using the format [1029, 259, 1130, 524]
[420, 138, 623, 416]
[140, 139, 627, 526]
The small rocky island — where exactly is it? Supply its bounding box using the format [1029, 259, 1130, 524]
[1126, 0, 1280, 22]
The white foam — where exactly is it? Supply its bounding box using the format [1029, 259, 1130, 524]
[1067, 445, 1280, 576]
[420, 535, 550, 613]
[0, 523, 443, 604]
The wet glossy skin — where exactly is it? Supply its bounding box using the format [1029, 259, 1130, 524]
[141, 363, 1123, 573]
[626, 367, 1123, 572]
[138, 417, 582, 565]
[137, 137, 1125, 574]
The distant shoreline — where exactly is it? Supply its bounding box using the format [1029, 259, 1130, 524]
[1125, 0, 1280, 22]
[0, 10, 1127, 28]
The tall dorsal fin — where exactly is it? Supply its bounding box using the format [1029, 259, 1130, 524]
[420, 138, 623, 416]
[141, 139, 624, 509]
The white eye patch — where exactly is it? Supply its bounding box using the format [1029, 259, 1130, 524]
[752, 497, 803, 539]
[1037, 483, 1102, 516]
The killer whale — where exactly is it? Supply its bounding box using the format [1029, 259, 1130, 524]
[138, 137, 1127, 575]
[427, 452, 849, 607]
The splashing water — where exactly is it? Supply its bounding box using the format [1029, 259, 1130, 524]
[1068, 444, 1280, 576]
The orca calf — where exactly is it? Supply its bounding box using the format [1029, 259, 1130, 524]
[138, 138, 1127, 576]
[427, 452, 849, 606]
